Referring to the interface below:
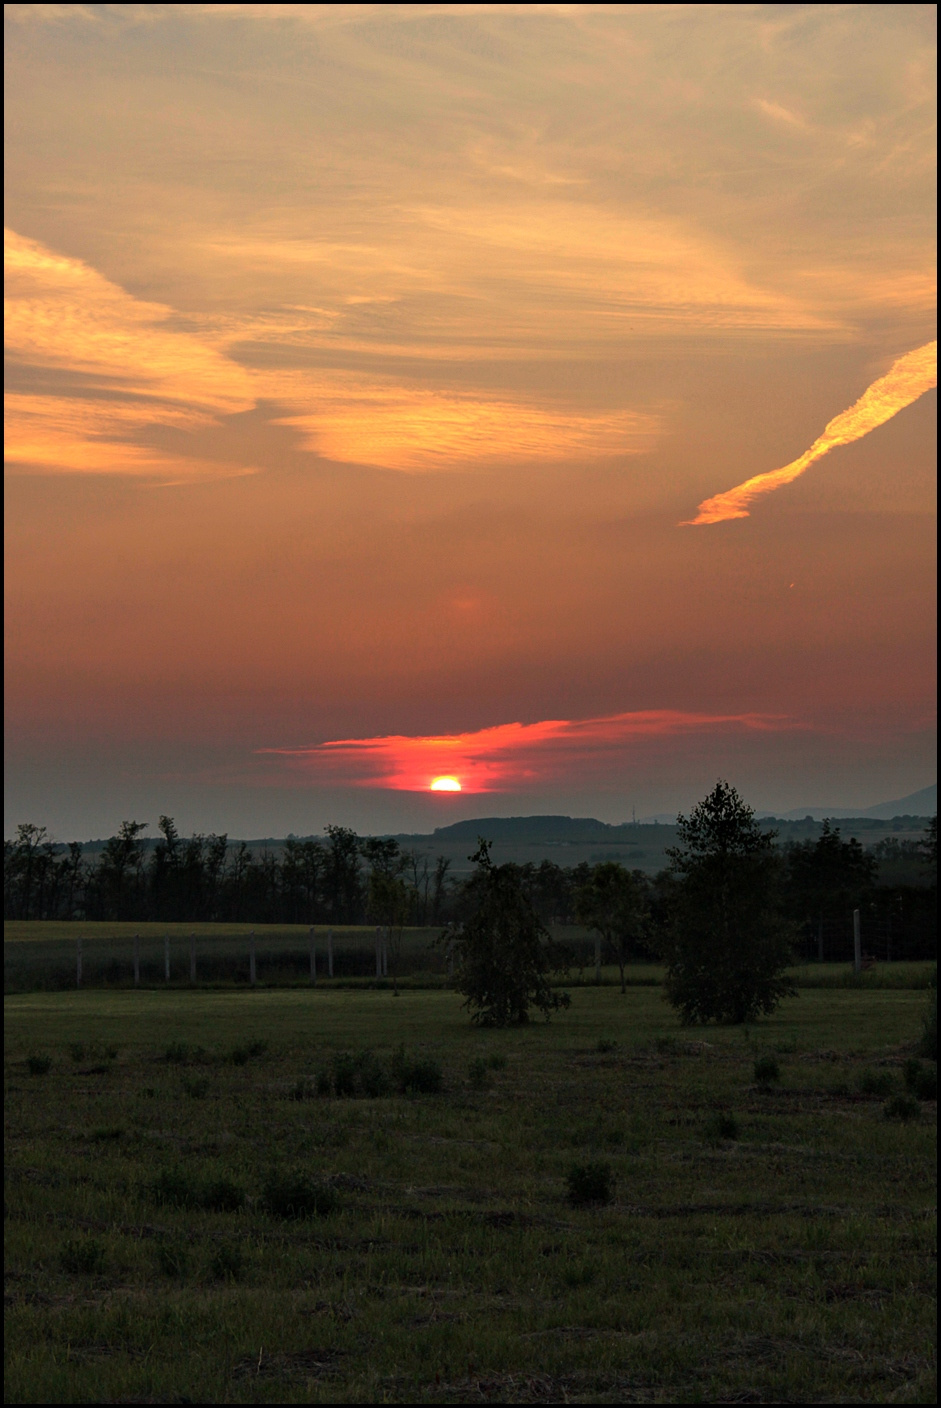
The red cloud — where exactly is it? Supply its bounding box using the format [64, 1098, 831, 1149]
[262, 709, 795, 792]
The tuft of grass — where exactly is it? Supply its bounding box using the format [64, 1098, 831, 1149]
[262, 1171, 338, 1219]
[654, 1036, 678, 1054]
[60, 1237, 105, 1274]
[201, 1177, 245, 1213]
[487, 1053, 507, 1070]
[27, 1054, 51, 1075]
[151, 1166, 201, 1209]
[703, 1112, 739, 1142]
[68, 1042, 85, 1063]
[90, 1126, 124, 1142]
[182, 1075, 209, 1098]
[230, 1039, 268, 1066]
[753, 1053, 781, 1086]
[315, 1069, 332, 1097]
[468, 1056, 490, 1090]
[155, 1241, 189, 1278]
[596, 1038, 618, 1054]
[903, 1058, 937, 1101]
[394, 1051, 443, 1094]
[208, 1243, 244, 1281]
[917, 978, 937, 1059]
[858, 1068, 894, 1097]
[359, 1051, 392, 1097]
[883, 1093, 921, 1122]
[566, 1161, 614, 1206]
[163, 1041, 192, 1064]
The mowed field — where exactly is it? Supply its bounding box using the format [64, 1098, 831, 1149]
[4, 980, 937, 1404]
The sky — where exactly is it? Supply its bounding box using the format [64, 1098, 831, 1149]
[4, 2, 937, 840]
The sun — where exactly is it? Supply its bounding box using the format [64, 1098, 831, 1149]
[430, 776, 462, 792]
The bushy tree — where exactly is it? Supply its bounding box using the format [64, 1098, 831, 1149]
[444, 840, 571, 1025]
[576, 862, 650, 992]
[662, 782, 795, 1025]
[784, 820, 876, 954]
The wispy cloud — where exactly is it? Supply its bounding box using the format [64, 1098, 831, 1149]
[684, 341, 938, 525]
[4, 229, 253, 474]
[264, 709, 795, 792]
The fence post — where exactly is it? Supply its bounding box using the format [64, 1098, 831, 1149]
[327, 928, 333, 978]
[853, 909, 861, 973]
[309, 927, 317, 986]
[249, 931, 256, 987]
[375, 927, 382, 978]
[76, 935, 82, 988]
[594, 934, 601, 984]
[164, 933, 170, 983]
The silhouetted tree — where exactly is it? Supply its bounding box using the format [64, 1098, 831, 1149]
[576, 862, 650, 992]
[443, 840, 571, 1026]
[662, 782, 794, 1024]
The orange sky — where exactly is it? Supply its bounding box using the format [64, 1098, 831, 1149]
[4, 4, 936, 836]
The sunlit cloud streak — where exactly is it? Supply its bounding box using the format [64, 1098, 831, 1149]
[685, 342, 938, 526]
[4, 229, 253, 475]
[264, 710, 796, 793]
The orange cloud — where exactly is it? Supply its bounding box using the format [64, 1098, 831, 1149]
[263, 709, 794, 792]
[685, 341, 938, 525]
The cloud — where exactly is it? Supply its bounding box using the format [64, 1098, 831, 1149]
[4, 228, 253, 474]
[684, 341, 938, 525]
[263, 709, 795, 792]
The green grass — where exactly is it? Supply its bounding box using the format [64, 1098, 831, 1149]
[5, 986, 937, 1403]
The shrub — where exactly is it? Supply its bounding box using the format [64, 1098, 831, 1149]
[753, 1054, 781, 1085]
[487, 1053, 507, 1070]
[289, 1078, 313, 1101]
[566, 1161, 614, 1206]
[596, 1039, 618, 1054]
[27, 1055, 51, 1075]
[262, 1171, 338, 1219]
[202, 1177, 245, 1213]
[858, 1068, 894, 1097]
[231, 1039, 268, 1066]
[60, 1238, 105, 1274]
[468, 1056, 490, 1090]
[918, 978, 937, 1059]
[151, 1166, 201, 1208]
[156, 1241, 189, 1277]
[883, 1094, 921, 1122]
[209, 1244, 244, 1281]
[704, 1112, 739, 1141]
[69, 1043, 85, 1063]
[358, 1051, 392, 1098]
[902, 1059, 936, 1101]
[315, 1070, 332, 1097]
[90, 1126, 124, 1142]
[396, 1056, 443, 1094]
[103, 1044, 119, 1061]
[331, 1053, 358, 1097]
[655, 1036, 678, 1054]
[164, 1042, 192, 1064]
[182, 1076, 209, 1098]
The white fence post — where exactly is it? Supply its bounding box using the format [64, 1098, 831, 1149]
[249, 931, 256, 987]
[327, 928, 334, 977]
[190, 931, 196, 984]
[309, 927, 317, 986]
[853, 910, 861, 973]
[133, 933, 140, 987]
[164, 933, 170, 983]
[76, 935, 82, 988]
[595, 934, 601, 984]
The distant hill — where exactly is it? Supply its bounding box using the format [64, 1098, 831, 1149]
[429, 815, 643, 842]
[764, 784, 936, 822]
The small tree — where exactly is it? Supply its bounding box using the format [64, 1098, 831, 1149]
[443, 840, 571, 1025]
[367, 869, 413, 996]
[576, 862, 650, 993]
[662, 781, 794, 1025]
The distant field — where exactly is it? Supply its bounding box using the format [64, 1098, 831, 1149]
[4, 984, 936, 1403]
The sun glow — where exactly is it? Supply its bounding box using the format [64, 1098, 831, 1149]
[430, 776, 462, 792]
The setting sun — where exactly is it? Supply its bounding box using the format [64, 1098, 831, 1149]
[430, 776, 462, 792]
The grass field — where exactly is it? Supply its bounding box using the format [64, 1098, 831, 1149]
[4, 983, 937, 1404]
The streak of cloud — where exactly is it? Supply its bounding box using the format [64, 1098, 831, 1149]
[684, 342, 938, 525]
[263, 709, 795, 793]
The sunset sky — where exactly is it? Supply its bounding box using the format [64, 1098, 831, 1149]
[4, 3, 936, 839]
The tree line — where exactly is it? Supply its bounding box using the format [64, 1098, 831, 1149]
[4, 804, 936, 966]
